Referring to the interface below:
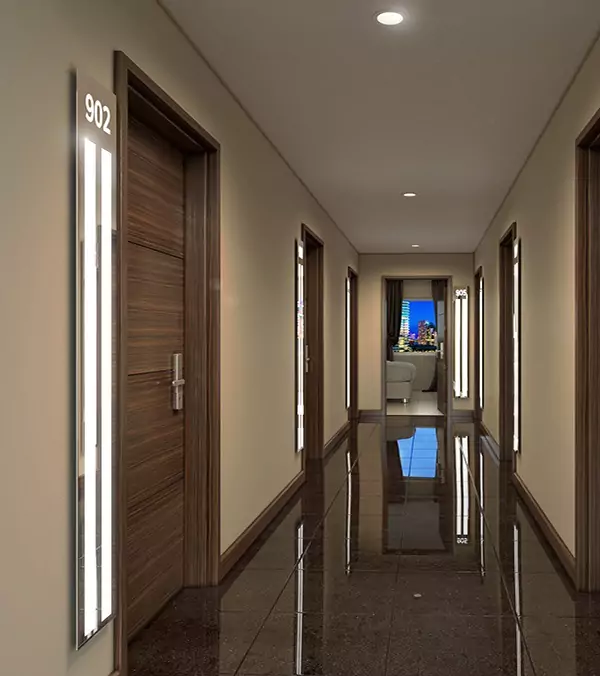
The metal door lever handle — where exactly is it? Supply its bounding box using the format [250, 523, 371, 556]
[172, 353, 184, 411]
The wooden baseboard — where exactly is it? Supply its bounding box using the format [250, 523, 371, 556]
[359, 409, 384, 421]
[512, 472, 576, 585]
[219, 470, 305, 580]
[324, 421, 350, 459]
[479, 422, 500, 463]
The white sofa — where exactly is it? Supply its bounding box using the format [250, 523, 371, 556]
[393, 352, 436, 391]
[386, 361, 417, 401]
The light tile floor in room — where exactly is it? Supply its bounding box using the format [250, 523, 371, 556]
[387, 390, 443, 417]
[129, 418, 600, 675]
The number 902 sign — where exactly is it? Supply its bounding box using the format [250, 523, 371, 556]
[84, 93, 112, 135]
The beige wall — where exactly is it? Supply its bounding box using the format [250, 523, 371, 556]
[358, 254, 475, 412]
[0, 1, 357, 674]
[475, 36, 600, 556]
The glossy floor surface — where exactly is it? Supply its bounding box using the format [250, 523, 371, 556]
[387, 392, 442, 417]
[129, 419, 600, 675]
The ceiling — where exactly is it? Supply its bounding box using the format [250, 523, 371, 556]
[161, 0, 600, 253]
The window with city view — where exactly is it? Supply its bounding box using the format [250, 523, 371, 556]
[395, 299, 437, 352]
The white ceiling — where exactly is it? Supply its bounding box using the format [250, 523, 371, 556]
[161, 0, 600, 253]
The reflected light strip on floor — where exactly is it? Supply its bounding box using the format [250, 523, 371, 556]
[454, 436, 470, 544]
[479, 445, 485, 576]
[514, 522, 523, 676]
[295, 522, 305, 675]
[345, 449, 352, 574]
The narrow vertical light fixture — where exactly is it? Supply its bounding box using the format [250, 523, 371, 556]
[83, 136, 98, 638]
[295, 522, 305, 674]
[479, 445, 485, 576]
[76, 73, 117, 648]
[296, 241, 305, 452]
[513, 523, 523, 675]
[345, 449, 352, 573]
[453, 288, 469, 398]
[455, 436, 470, 544]
[99, 148, 113, 621]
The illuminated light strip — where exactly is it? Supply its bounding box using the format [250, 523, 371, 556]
[297, 249, 305, 452]
[346, 277, 351, 409]
[461, 293, 468, 398]
[295, 523, 305, 675]
[83, 137, 98, 637]
[514, 523, 522, 675]
[479, 447, 485, 576]
[100, 148, 112, 621]
[453, 289, 469, 398]
[454, 294, 461, 397]
[479, 277, 484, 410]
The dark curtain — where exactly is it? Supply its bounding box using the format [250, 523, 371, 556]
[386, 279, 403, 361]
[431, 279, 445, 329]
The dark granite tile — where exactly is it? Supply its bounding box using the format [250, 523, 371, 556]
[219, 569, 293, 612]
[387, 614, 536, 675]
[394, 572, 513, 616]
[398, 553, 481, 573]
[238, 612, 391, 676]
[301, 538, 399, 573]
[273, 570, 397, 617]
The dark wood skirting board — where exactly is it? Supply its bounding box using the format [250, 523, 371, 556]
[324, 421, 351, 459]
[480, 423, 500, 463]
[512, 472, 576, 585]
[359, 409, 384, 421]
[219, 470, 306, 580]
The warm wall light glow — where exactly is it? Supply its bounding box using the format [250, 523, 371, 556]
[83, 137, 98, 638]
[295, 523, 305, 674]
[376, 11, 404, 25]
[514, 523, 523, 675]
[479, 446, 485, 576]
[297, 242, 305, 452]
[345, 450, 352, 573]
[453, 288, 469, 398]
[454, 436, 470, 543]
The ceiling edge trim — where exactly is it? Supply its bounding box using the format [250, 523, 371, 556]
[157, 0, 359, 256]
[473, 26, 600, 254]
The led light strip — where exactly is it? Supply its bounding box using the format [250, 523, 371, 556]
[454, 436, 470, 542]
[295, 522, 305, 674]
[454, 288, 469, 398]
[345, 449, 352, 573]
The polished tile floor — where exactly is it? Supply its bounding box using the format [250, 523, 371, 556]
[387, 391, 443, 417]
[129, 418, 600, 675]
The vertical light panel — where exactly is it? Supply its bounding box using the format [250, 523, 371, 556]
[478, 276, 484, 411]
[83, 137, 98, 639]
[345, 449, 352, 574]
[100, 148, 113, 621]
[296, 242, 305, 452]
[454, 436, 470, 544]
[513, 523, 523, 675]
[479, 446, 485, 576]
[346, 276, 351, 410]
[76, 73, 117, 648]
[453, 288, 469, 398]
[513, 241, 520, 454]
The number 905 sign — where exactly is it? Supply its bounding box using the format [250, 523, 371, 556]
[84, 93, 112, 135]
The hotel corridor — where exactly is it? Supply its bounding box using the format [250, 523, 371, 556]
[128, 420, 600, 676]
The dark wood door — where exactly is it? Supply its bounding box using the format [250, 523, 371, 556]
[126, 117, 185, 639]
[304, 228, 324, 459]
[436, 283, 448, 415]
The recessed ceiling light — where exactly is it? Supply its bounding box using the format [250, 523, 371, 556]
[376, 11, 404, 26]
[403, 192, 417, 197]
[412, 244, 420, 248]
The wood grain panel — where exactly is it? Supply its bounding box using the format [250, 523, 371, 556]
[126, 372, 184, 508]
[126, 482, 184, 639]
[128, 117, 185, 257]
[127, 242, 183, 375]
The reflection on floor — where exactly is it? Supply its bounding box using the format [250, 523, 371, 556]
[130, 418, 600, 675]
[387, 390, 442, 416]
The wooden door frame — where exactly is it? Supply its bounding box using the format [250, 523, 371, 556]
[575, 109, 600, 591]
[347, 267, 359, 421]
[302, 224, 324, 458]
[380, 276, 453, 416]
[474, 267, 484, 422]
[114, 52, 221, 673]
[499, 223, 517, 467]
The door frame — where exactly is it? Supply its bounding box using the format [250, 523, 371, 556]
[575, 109, 600, 591]
[380, 276, 453, 417]
[347, 268, 359, 421]
[114, 52, 221, 672]
[302, 224, 324, 458]
[499, 223, 517, 467]
[474, 266, 484, 422]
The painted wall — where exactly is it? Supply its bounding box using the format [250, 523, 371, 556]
[0, 0, 357, 674]
[358, 254, 475, 412]
[475, 35, 600, 556]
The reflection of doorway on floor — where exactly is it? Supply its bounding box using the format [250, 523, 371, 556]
[387, 391, 443, 416]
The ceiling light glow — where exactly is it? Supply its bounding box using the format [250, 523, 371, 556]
[376, 11, 404, 26]
[411, 244, 420, 248]
[403, 192, 417, 197]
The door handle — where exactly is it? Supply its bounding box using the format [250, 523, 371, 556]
[172, 353, 185, 411]
[305, 345, 310, 373]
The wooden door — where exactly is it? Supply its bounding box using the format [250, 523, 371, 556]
[436, 282, 448, 415]
[126, 117, 185, 639]
[304, 228, 324, 459]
